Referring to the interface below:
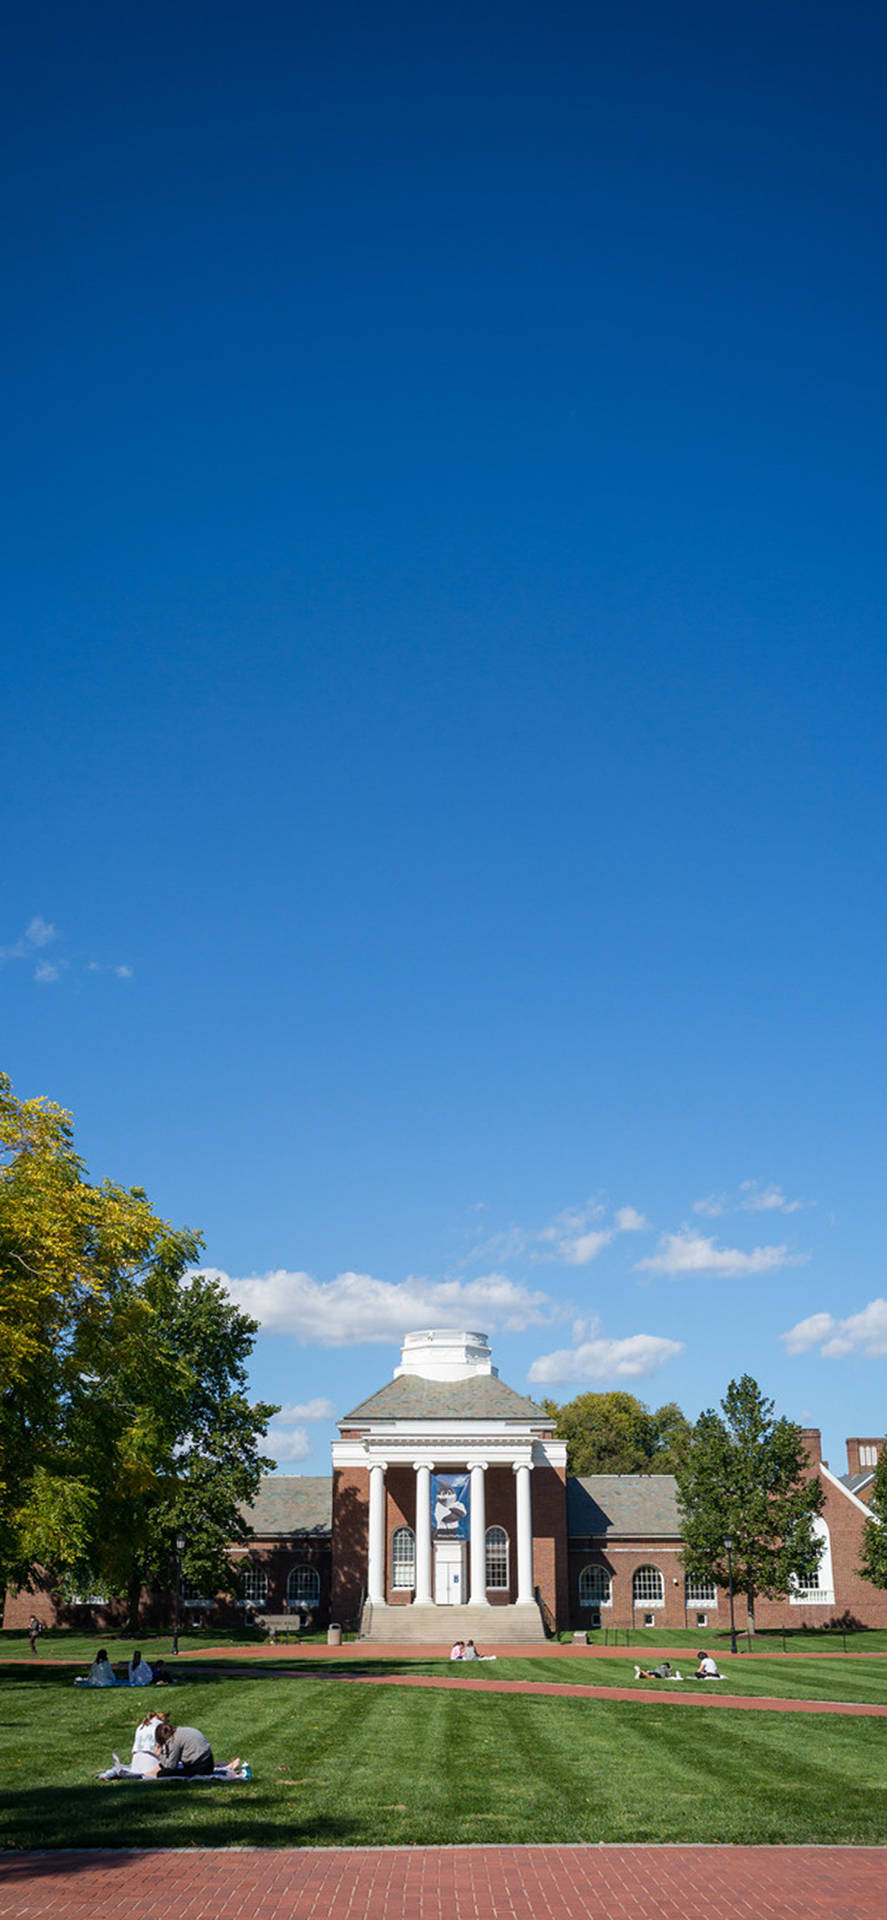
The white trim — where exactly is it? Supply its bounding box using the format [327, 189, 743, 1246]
[821, 1460, 880, 1520]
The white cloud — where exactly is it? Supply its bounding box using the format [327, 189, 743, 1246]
[89, 959, 134, 979]
[265, 1422, 312, 1467]
[535, 1201, 648, 1267]
[694, 1182, 806, 1218]
[739, 1181, 805, 1215]
[275, 1397, 336, 1422]
[114, 964, 134, 979]
[1, 917, 58, 965]
[201, 1266, 556, 1345]
[614, 1206, 647, 1233]
[34, 961, 61, 984]
[529, 1317, 684, 1385]
[635, 1230, 806, 1278]
[783, 1298, 887, 1360]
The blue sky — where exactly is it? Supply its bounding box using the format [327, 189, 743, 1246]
[4, 2, 887, 1478]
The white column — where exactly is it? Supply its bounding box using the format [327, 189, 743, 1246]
[469, 1460, 490, 1604]
[367, 1460, 387, 1606]
[514, 1461, 534, 1604]
[413, 1461, 432, 1604]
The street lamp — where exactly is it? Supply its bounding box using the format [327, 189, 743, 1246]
[172, 1533, 186, 1657]
[724, 1534, 737, 1655]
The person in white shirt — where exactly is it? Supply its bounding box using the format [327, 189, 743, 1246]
[128, 1649, 154, 1686]
[694, 1651, 722, 1678]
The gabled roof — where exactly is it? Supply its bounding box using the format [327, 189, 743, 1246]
[567, 1473, 682, 1539]
[242, 1475, 332, 1536]
[839, 1471, 875, 1497]
[341, 1372, 549, 1423]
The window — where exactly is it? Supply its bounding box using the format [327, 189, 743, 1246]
[392, 1527, 416, 1589]
[485, 1525, 509, 1590]
[859, 1445, 879, 1468]
[790, 1516, 835, 1605]
[685, 1576, 717, 1605]
[578, 1565, 612, 1608]
[632, 1565, 664, 1606]
[286, 1565, 320, 1609]
[69, 1585, 109, 1605]
[242, 1566, 268, 1606]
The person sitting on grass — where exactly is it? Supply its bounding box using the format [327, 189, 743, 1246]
[634, 1660, 675, 1680]
[76, 1647, 118, 1686]
[128, 1710, 171, 1775]
[150, 1658, 173, 1684]
[694, 1650, 722, 1678]
[450, 1640, 465, 1660]
[128, 1648, 154, 1686]
[154, 1717, 242, 1778]
[463, 1640, 497, 1661]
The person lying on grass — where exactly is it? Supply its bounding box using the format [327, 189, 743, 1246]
[693, 1651, 722, 1678]
[633, 1661, 682, 1680]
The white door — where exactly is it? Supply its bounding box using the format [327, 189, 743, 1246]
[434, 1540, 465, 1604]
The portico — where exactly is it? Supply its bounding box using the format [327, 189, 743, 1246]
[331, 1330, 568, 1643]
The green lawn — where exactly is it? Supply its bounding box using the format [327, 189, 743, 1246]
[1, 1660, 886, 1851]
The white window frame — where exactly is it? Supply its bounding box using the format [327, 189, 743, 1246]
[632, 1564, 664, 1607]
[578, 1564, 612, 1608]
[789, 1515, 835, 1605]
[242, 1566, 268, 1606]
[485, 1525, 509, 1590]
[685, 1576, 717, 1605]
[392, 1526, 416, 1589]
[286, 1564, 320, 1609]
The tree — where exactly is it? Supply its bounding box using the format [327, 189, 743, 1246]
[539, 1390, 693, 1476]
[857, 1446, 887, 1590]
[0, 1072, 276, 1616]
[675, 1375, 823, 1631]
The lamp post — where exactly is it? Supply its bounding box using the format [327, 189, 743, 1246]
[724, 1534, 737, 1655]
[172, 1533, 186, 1657]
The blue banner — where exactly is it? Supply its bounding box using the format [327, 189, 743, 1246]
[431, 1472, 470, 1540]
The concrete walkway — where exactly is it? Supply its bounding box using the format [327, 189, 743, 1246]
[2, 1846, 886, 1920]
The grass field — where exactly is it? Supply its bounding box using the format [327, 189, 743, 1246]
[2, 1652, 887, 1851]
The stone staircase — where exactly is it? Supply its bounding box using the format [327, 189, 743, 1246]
[359, 1601, 547, 1645]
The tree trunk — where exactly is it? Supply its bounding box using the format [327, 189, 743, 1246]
[746, 1587, 756, 1636]
[126, 1573, 142, 1634]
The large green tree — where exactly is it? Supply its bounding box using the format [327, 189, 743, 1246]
[0, 1072, 276, 1617]
[676, 1374, 823, 1630]
[857, 1446, 887, 1591]
[539, 1389, 693, 1476]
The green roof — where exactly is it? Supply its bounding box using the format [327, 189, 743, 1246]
[567, 1474, 682, 1539]
[242, 1475, 332, 1536]
[341, 1372, 550, 1424]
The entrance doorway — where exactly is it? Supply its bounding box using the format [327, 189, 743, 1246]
[434, 1539, 465, 1604]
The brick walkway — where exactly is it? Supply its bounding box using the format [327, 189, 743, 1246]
[1, 1846, 885, 1919]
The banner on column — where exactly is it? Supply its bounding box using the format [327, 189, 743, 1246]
[431, 1472, 470, 1539]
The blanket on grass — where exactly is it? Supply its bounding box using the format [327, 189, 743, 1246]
[98, 1763, 251, 1783]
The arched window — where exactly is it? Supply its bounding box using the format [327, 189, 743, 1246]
[790, 1516, 835, 1604]
[578, 1564, 612, 1608]
[242, 1566, 268, 1606]
[685, 1575, 717, 1605]
[632, 1564, 664, 1606]
[287, 1564, 320, 1610]
[392, 1527, 416, 1588]
[485, 1525, 509, 1590]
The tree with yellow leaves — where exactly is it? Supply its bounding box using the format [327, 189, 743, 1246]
[0, 1073, 275, 1621]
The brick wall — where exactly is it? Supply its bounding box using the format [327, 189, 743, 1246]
[531, 1460, 568, 1629]
[330, 1465, 369, 1625]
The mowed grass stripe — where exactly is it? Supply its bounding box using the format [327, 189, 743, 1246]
[2, 1672, 887, 1850]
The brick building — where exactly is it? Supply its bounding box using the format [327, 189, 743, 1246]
[4, 1330, 885, 1637]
